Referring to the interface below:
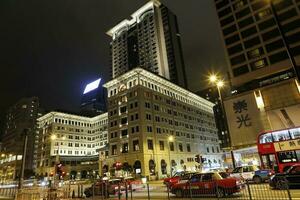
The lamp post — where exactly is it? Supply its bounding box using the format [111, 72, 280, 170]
[209, 75, 236, 168]
[19, 128, 29, 190]
[51, 134, 65, 187]
[167, 135, 174, 177]
[268, 0, 300, 81]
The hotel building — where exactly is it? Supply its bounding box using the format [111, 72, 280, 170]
[35, 112, 108, 179]
[103, 68, 222, 179]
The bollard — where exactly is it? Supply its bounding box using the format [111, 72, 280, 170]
[118, 182, 121, 200]
[130, 183, 133, 200]
[246, 180, 253, 200]
[92, 182, 95, 199]
[81, 184, 84, 198]
[167, 182, 170, 200]
[125, 181, 128, 200]
[189, 181, 192, 200]
[77, 184, 80, 198]
[147, 183, 150, 200]
[72, 189, 75, 198]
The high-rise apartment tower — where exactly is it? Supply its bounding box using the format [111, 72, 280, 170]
[107, 0, 188, 88]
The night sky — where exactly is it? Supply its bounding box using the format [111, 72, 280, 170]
[0, 0, 227, 127]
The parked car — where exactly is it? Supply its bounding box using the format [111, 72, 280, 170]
[269, 164, 300, 189]
[171, 172, 244, 198]
[84, 179, 124, 198]
[230, 165, 274, 183]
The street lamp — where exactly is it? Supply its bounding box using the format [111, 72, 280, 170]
[51, 134, 65, 188]
[208, 74, 236, 168]
[168, 135, 174, 176]
[267, 0, 300, 81]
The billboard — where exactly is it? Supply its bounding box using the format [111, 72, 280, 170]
[83, 78, 101, 94]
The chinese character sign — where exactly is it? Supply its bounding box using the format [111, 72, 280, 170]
[233, 100, 252, 128]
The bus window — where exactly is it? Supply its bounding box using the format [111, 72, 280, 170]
[272, 130, 291, 141]
[277, 151, 297, 163]
[290, 127, 300, 139]
[259, 133, 273, 144]
[261, 154, 276, 169]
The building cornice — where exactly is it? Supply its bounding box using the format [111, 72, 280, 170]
[37, 111, 108, 123]
[103, 68, 215, 111]
[106, 0, 161, 37]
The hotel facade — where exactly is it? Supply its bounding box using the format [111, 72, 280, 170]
[103, 68, 222, 179]
[35, 112, 108, 179]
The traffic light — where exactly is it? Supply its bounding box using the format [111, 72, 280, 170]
[56, 163, 64, 179]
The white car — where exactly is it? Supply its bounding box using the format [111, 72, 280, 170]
[230, 165, 272, 183]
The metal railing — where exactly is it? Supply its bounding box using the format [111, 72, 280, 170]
[0, 176, 298, 200]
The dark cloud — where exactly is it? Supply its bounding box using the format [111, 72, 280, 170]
[0, 0, 227, 117]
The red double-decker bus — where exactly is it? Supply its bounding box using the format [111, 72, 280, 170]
[257, 127, 300, 173]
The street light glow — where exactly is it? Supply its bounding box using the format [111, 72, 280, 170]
[168, 135, 174, 142]
[209, 74, 218, 83]
[51, 134, 57, 140]
[217, 80, 224, 88]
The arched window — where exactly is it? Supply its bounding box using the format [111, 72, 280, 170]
[149, 159, 156, 176]
[161, 159, 167, 175]
[134, 160, 142, 174]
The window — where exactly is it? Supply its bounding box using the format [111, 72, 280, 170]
[220, 15, 234, 27]
[247, 47, 263, 59]
[121, 117, 127, 125]
[169, 142, 174, 151]
[146, 114, 152, 120]
[147, 139, 153, 150]
[259, 133, 273, 144]
[223, 24, 237, 36]
[225, 34, 240, 45]
[230, 54, 246, 66]
[265, 39, 284, 53]
[122, 143, 129, 153]
[241, 26, 257, 39]
[111, 145, 117, 155]
[228, 44, 243, 55]
[120, 106, 127, 113]
[278, 151, 298, 163]
[179, 143, 183, 152]
[133, 140, 139, 151]
[121, 129, 128, 137]
[272, 130, 291, 141]
[186, 144, 191, 152]
[269, 51, 288, 64]
[238, 16, 254, 29]
[233, 64, 249, 76]
[159, 141, 164, 150]
[147, 126, 152, 132]
[244, 36, 260, 49]
[250, 58, 267, 70]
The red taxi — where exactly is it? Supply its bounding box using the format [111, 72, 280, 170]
[171, 172, 244, 198]
[163, 171, 194, 187]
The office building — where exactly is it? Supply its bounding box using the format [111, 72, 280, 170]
[197, 88, 230, 149]
[80, 78, 107, 116]
[103, 68, 222, 179]
[214, 0, 300, 165]
[35, 112, 108, 179]
[1, 97, 43, 179]
[107, 0, 188, 88]
[215, 0, 300, 91]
